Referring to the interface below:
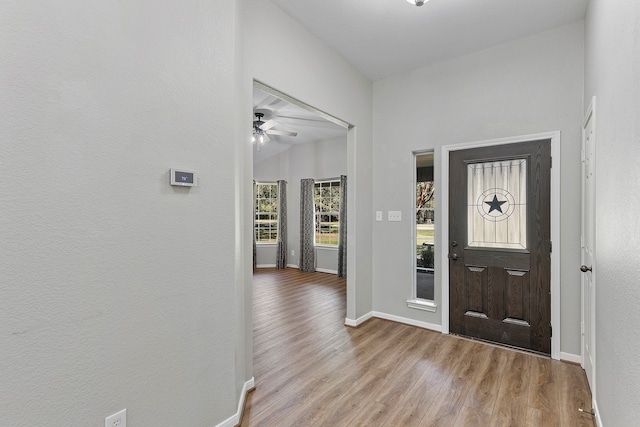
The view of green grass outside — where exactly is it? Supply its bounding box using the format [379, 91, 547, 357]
[416, 224, 434, 246]
[316, 221, 339, 245]
[255, 219, 277, 242]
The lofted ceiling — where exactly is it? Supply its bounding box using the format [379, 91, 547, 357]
[253, 0, 588, 162]
[253, 88, 347, 163]
[268, 0, 588, 81]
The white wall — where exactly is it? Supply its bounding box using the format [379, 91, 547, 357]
[372, 22, 585, 356]
[584, 1, 640, 425]
[244, 0, 374, 321]
[254, 136, 347, 272]
[0, 1, 244, 425]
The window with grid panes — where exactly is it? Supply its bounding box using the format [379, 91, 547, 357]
[313, 180, 340, 246]
[255, 182, 278, 243]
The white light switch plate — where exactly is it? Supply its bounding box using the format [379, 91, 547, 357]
[388, 211, 402, 222]
[376, 211, 382, 221]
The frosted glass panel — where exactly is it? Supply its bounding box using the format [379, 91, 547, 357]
[467, 159, 527, 249]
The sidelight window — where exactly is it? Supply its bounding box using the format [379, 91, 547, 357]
[415, 152, 435, 301]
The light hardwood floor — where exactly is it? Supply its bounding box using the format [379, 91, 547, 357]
[241, 268, 595, 427]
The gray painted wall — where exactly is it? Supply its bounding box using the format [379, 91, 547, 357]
[584, 1, 640, 425]
[1, 1, 242, 425]
[372, 21, 585, 356]
[254, 137, 347, 272]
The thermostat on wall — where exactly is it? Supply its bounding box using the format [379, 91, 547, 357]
[170, 168, 197, 187]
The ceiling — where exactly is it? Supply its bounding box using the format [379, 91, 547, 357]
[253, 88, 347, 163]
[253, 0, 588, 162]
[268, 0, 588, 81]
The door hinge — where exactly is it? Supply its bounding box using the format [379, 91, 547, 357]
[550, 156, 553, 168]
[550, 241, 552, 253]
[550, 324, 553, 337]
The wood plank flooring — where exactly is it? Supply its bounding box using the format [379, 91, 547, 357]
[241, 268, 595, 427]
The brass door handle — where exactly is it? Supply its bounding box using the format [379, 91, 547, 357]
[450, 253, 459, 261]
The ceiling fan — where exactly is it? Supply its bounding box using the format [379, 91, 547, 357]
[252, 111, 298, 150]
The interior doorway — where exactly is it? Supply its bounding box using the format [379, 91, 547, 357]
[251, 80, 349, 274]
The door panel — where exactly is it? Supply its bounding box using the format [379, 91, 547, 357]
[582, 100, 596, 390]
[449, 140, 551, 355]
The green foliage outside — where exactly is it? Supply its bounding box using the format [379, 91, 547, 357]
[418, 244, 434, 268]
[315, 221, 339, 245]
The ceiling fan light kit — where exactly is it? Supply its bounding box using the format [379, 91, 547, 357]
[252, 111, 298, 151]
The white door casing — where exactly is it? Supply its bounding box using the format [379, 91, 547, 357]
[581, 97, 596, 397]
[441, 131, 561, 360]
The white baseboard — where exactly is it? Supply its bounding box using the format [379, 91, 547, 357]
[215, 377, 255, 427]
[345, 311, 373, 327]
[593, 398, 602, 427]
[372, 311, 442, 332]
[560, 352, 581, 364]
[286, 263, 298, 269]
[315, 268, 338, 275]
[256, 264, 276, 268]
[346, 311, 442, 332]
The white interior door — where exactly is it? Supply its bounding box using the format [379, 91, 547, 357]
[581, 97, 596, 393]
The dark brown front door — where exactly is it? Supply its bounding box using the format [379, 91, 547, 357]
[449, 139, 551, 355]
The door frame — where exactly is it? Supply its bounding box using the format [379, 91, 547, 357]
[581, 96, 596, 398]
[440, 131, 561, 360]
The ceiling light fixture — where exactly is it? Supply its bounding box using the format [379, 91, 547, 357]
[406, 0, 427, 6]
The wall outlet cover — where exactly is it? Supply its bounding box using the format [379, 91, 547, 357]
[105, 408, 126, 427]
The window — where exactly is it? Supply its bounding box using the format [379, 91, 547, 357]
[415, 152, 435, 301]
[314, 180, 340, 246]
[255, 182, 278, 243]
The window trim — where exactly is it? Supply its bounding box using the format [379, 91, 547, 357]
[254, 181, 279, 245]
[313, 179, 341, 247]
[410, 150, 437, 307]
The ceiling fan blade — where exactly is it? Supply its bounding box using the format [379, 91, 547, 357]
[266, 129, 298, 137]
[263, 133, 270, 142]
[259, 119, 278, 131]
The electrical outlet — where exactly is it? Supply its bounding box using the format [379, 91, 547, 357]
[376, 211, 382, 221]
[291, 249, 295, 256]
[105, 409, 126, 427]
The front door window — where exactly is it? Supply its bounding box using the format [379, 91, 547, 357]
[467, 159, 527, 250]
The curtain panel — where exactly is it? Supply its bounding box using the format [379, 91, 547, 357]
[299, 178, 316, 272]
[338, 175, 347, 277]
[276, 180, 288, 269]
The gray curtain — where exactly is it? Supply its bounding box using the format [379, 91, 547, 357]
[338, 175, 347, 278]
[299, 178, 315, 272]
[253, 180, 257, 270]
[276, 180, 287, 269]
